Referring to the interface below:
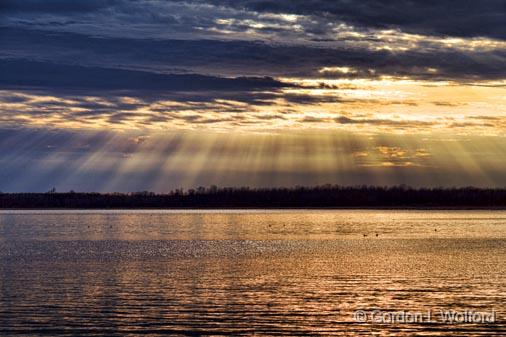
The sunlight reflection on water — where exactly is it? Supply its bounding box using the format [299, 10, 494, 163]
[0, 210, 505, 336]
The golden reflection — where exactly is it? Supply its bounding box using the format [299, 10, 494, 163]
[2, 211, 506, 335]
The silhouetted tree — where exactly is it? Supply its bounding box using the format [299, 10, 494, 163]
[1, 185, 505, 209]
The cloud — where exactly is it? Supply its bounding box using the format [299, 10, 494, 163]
[0, 89, 279, 130]
[0, 1, 505, 191]
[3, 1, 505, 40]
[1, 83, 504, 133]
[0, 59, 291, 92]
[0, 2, 504, 134]
[0, 0, 119, 13]
[334, 116, 435, 128]
[194, 0, 506, 40]
[2, 28, 504, 83]
[353, 146, 432, 168]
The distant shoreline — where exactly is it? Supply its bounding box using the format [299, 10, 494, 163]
[2, 186, 506, 209]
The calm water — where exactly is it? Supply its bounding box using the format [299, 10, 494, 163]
[0, 210, 505, 336]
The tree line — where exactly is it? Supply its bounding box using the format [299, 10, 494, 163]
[1, 185, 506, 208]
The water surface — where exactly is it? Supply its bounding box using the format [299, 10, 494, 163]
[0, 210, 505, 336]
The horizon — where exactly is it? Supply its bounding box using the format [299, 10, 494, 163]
[3, 185, 506, 209]
[1, 1, 505, 191]
[3, 184, 506, 195]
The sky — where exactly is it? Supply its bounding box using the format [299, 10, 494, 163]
[0, 0, 505, 192]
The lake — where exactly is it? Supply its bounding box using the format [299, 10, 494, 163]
[0, 210, 505, 336]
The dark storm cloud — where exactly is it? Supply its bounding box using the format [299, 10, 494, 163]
[0, 59, 290, 92]
[0, 0, 120, 13]
[2, 28, 505, 82]
[2, 0, 504, 40]
[195, 0, 506, 40]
